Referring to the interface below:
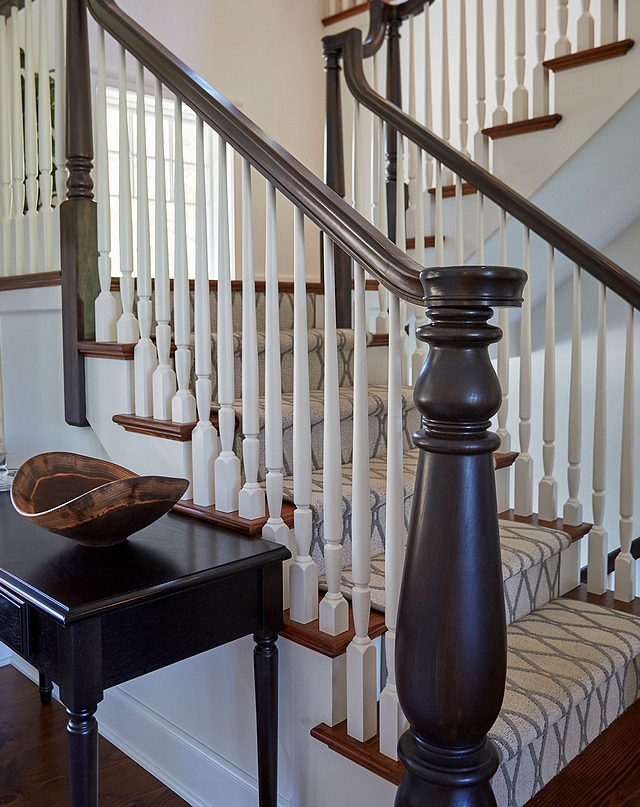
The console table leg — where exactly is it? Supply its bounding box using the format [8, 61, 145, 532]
[66, 706, 99, 807]
[254, 634, 278, 807]
[38, 672, 53, 705]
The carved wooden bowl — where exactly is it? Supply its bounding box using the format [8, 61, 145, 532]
[11, 452, 189, 547]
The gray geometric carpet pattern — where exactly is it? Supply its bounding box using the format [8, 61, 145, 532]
[318, 519, 570, 625]
[491, 598, 640, 807]
[234, 386, 420, 481]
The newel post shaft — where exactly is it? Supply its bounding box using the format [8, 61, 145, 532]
[60, 0, 100, 426]
[323, 36, 352, 329]
[395, 267, 526, 807]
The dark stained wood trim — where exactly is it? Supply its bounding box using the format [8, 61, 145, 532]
[322, 2, 370, 27]
[368, 333, 389, 347]
[405, 235, 437, 250]
[543, 39, 634, 72]
[561, 583, 640, 618]
[428, 182, 477, 198]
[109, 278, 327, 295]
[498, 509, 592, 542]
[281, 595, 387, 658]
[0, 0, 24, 17]
[311, 714, 403, 785]
[482, 114, 562, 140]
[494, 451, 518, 470]
[172, 499, 296, 536]
[0, 271, 62, 291]
[112, 414, 197, 441]
[525, 696, 640, 807]
[78, 341, 135, 360]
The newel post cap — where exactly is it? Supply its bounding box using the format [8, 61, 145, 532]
[420, 265, 526, 309]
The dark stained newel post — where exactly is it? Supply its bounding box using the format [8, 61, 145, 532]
[60, 0, 100, 426]
[395, 266, 526, 807]
[323, 34, 352, 329]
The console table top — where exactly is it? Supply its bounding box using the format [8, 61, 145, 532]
[0, 494, 289, 624]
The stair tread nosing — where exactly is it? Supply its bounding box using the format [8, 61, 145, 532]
[320, 518, 572, 625]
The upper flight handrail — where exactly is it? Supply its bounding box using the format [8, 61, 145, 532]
[338, 25, 640, 309]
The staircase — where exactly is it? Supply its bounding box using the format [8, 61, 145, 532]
[0, 0, 639, 806]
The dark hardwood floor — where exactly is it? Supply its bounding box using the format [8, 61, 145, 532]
[0, 664, 189, 806]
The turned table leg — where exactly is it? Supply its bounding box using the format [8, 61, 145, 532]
[254, 634, 278, 807]
[38, 672, 53, 705]
[66, 705, 99, 807]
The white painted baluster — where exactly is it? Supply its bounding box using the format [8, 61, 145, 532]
[373, 55, 389, 334]
[555, 0, 571, 57]
[289, 207, 318, 624]
[0, 17, 11, 276]
[493, 0, 508, 125]
[38, 0, 54, 273]
[94, 28, 117, 342]
[587, 284, 607, 594]
[238, 159, 265, 520]
[262, 182, 293, 605]
[407, 18, 417, 238]
[117, 46, 139, 343]
[615, 305, 635, 601]
[533, 0, 550, 117]
[53, 0, 65, 274]
[318, 234, 348, 636]
[563, 265, 583, 526]
[411, 149, 427, 382]
[396, 136, 410, 386]
[474, 0, 489, 167]
[496, 209, 510, 455]
[434, 161, 444, 266]
[10, 6, 24, 276]
[476, 193, 485, 265]
[133, 62, 157, 416]
[214, 136, 240, 512]
[152, 80, 177, 420]
[441, 0, 453, 185]
[514, 228, 533, 516]
[192, 119, 219, 508]
[379, 291, 408, 758]
[601, 0, 619, 45]
[23, 0, 38, 273]
[459, 0, 470, 157]
[578, 0, 595, 50]
[346, 254, 376, 742]
[455, 175, 464, 265]
[171, 98, 197, 426]
[424, 4, 434, 187]
[538, 245, 557, 521]
[513, 0, 529, 122]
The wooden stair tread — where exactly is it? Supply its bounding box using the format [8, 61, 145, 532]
[172, 499, 295, 536]
[281, 595, 387, 658]
[562, 583, 640, 618]
[494, 451, 518, 470]
[543, 39, 634, 73]
[498, 509, 591, 542]
[405, 235, 437, 250]
[482, 114, 562, 140]
[322, 1, 370, 27]
[0, 271, 61, 292]
[311, 713, 403, 785]
[428, 182, 476, 198]
[108, 278, 376, 294]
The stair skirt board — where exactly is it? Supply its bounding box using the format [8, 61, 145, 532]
[234, 386, 420, 481]
[319, 519, 571, 624]
[490, 599, 640, 807]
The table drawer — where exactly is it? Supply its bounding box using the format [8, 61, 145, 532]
[0, 584, 29, 657]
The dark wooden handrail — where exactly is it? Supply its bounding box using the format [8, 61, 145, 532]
[339, 26, 640, 310]
[85, 0, 425, 306]
[0, 1, 24, 17]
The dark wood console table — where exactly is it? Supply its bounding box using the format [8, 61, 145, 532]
[0, 495, 289, 806]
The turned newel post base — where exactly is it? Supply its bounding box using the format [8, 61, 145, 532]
[395, 267, 526, 807]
